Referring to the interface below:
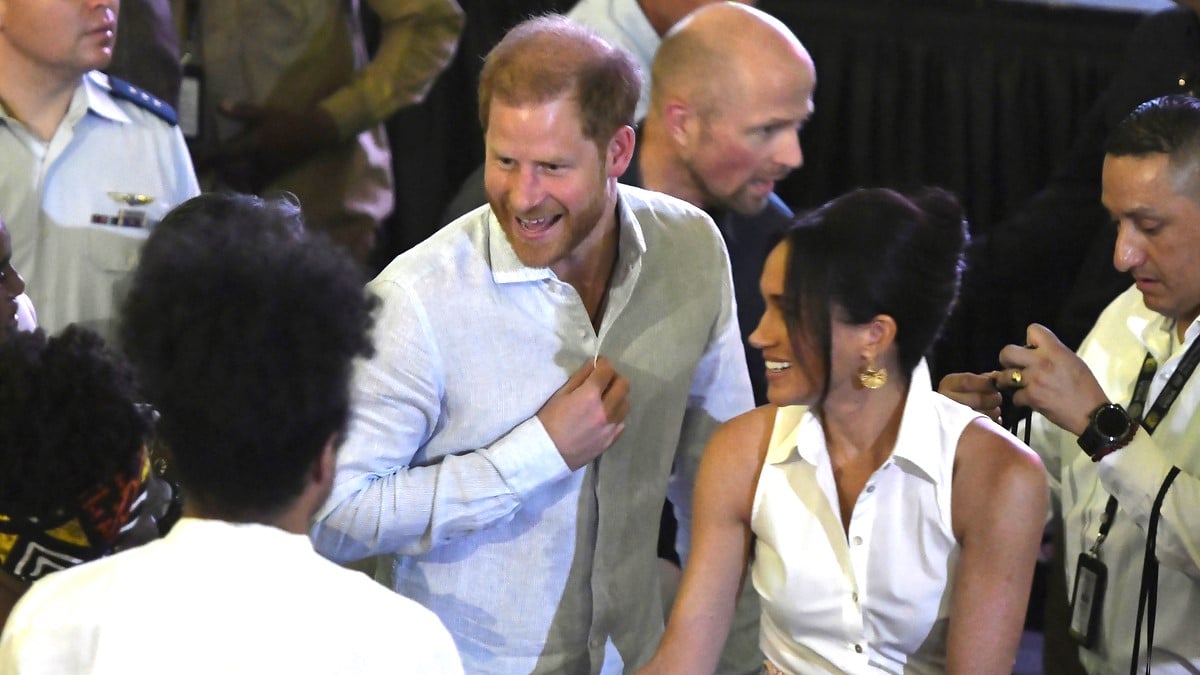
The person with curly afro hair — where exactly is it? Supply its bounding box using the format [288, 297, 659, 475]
[0, 326, 174, 629]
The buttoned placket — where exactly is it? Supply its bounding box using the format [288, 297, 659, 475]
[842, 461, 891, 664]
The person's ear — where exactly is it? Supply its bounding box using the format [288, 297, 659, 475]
[861, 314, 897, 361]
[663, 98, 700, 153]
[311, 434, 338, 488]
[606, 125, 636, 178]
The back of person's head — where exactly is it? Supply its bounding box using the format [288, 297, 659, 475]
[782, 187, 968, 383]
[1106, 94, 1200, 198]
[119, 193, 376, 521]
[478, 14, 641, 148]
[0, 326, 151, 580]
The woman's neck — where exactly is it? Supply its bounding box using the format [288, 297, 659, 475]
[820, 381, 907, 466]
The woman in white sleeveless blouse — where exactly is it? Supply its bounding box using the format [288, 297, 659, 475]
[639, 188, 1048, 674]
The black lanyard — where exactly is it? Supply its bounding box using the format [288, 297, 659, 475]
[1103, 332, 1200, 675]
[1094, 334, 1200, 549]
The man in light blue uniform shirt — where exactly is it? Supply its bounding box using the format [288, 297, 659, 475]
[312, 15, 754, 674]
[0, 0, 199, 336]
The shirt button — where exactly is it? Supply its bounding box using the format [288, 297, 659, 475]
[865, 485, 875, 493]
[854, 644, 864, 654]
[851, 592, 859, 604]
[852, 536, 863, 546]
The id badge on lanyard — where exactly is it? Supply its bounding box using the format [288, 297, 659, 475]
[1070, 549, 1108, 647]
[1070, 493, 1117, 648]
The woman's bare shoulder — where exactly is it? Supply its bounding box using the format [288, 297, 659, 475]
[952, 417, 1048, 539]
[708, 405, 779, 463]
[955, 417, 1044, 479]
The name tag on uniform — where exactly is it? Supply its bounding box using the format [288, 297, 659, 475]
[1069, 553, 1107, 648]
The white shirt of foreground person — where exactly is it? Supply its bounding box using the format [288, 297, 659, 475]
[1030, 285, 1200, 674]
[312, 185, 753, 674]
[753, 360, 982, 674]
[0, 519, 464, 675]
[0, 71, 199, 335]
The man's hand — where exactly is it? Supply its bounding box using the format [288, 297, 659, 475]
[538, 357, 631, 471]
[938, 372, 1003, 424]
[997, 323, 1108, 436]
[196, 101, 341, 193]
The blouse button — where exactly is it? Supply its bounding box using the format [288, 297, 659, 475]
[854, 644, 864, 654]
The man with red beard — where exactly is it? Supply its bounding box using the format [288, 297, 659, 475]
[0, 0, 198, 338]
[312, 15, 754, 674]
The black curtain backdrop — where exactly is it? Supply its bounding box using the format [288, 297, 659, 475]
[753, 0, 1142, 376]
[760, 0, 1139, 232]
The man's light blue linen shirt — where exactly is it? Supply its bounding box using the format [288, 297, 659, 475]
[312, 184, 753, 674]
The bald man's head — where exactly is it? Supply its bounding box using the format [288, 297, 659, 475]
[651, 3, 811, 118]
[647, 3, 815, 215]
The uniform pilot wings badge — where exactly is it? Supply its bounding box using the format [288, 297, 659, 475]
[91, 192, 156, 228]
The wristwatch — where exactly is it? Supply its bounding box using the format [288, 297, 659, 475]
[1077, 403, 1136, 461]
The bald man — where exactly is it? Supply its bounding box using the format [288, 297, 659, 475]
[636, 2, 814, 402]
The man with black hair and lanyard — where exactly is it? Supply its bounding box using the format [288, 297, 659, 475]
[942, 94, 1200, 674]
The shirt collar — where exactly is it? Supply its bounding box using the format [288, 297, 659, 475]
[485, 185, 647, 285]
[487, 208, 554, 284]
[81, 71, 132, 124]
[1124, 302, 1194, 363]
[887, 360, 947, 485]
[769, 360, 947, 487]
[0, 71, 127, 132]
[612, 185, 649, 259]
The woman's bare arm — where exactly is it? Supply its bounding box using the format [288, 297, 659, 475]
[638, 406, 776, 675]
[946, 418, 1048, 674]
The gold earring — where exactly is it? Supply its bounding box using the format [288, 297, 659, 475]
[859, 360, 887, 390]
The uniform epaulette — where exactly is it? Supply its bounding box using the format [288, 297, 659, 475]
[105, 76, 179, 126]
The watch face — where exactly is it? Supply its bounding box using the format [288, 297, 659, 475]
[1094, 405, 1130, 440]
